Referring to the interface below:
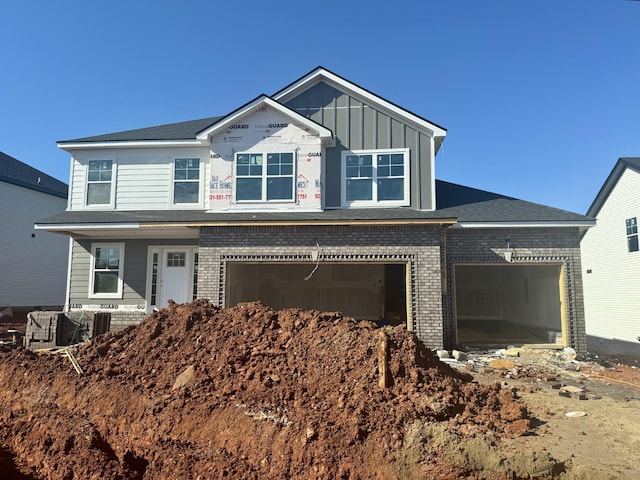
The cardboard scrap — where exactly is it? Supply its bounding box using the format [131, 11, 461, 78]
[489, 359, 516, 370]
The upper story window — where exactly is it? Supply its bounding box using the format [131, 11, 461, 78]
[341, 149, 410, 207]
[174, 158, 200, 204]
[626, 217, 638, 252]
[90, 243, 124, 298]
[235, 151, 295, 202]
[87, 160, 113, 205]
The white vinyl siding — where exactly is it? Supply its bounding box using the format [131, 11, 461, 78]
[68, 148, 209, 211]
[582, 167, 640, 343]
[0, 182, 68, 307]
[117, 162, 171, 209]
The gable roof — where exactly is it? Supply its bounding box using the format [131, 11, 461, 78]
[0, 151, 68, 199]
[273, 66, 447, 150]
[57, 67, 446, 152]
[195, 95, 334, 145]
[586, 157, 640, 218]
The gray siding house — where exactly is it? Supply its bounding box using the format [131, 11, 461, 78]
[35, 68, 594, 353]
[1, 151, 68, 315]
[581, 158, 640, 356]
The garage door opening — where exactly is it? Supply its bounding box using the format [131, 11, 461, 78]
[454, 264, 565, 347]
[226, 262, 408, 327]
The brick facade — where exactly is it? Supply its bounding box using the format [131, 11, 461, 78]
[198, 224, 447, 349]
[196, 224, 587, 353]
[443, 227, 586, 353]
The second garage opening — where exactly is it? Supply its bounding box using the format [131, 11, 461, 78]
[454, 264, 566, 347]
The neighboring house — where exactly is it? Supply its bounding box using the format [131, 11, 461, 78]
[35, 67, 595, 353]
[0, 151, 69, 316]
[581, 157, 640, 356]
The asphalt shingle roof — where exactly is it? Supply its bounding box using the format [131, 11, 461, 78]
[0, 151, 68, 198]
[60, 116, 223, 143]
[35, 180, 592, 226]
[434, 180, 591, 223]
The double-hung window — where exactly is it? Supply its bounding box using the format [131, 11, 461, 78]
[626, 217, 638, 252]
[342, 149, 409, 206]
[87, 160, 113, 205]
[174, 158, 200, 204]
[235, 151, 294, 202]
[90, 243, 124, 298]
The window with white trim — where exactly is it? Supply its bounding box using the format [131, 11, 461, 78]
[341, 149, 410, 206]
[235, 151, 295, 202]
[626, 217, 638, 252]
[89, 243, 124, 298]
[174, 158, 200, 204]
[87, 160, 113, 205]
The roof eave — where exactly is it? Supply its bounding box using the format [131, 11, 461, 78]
[452, 220, 596, 229]
[57, 139, 207, 152]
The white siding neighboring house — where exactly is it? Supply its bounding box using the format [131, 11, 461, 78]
[0, 151, 69, 315]
[582, 157, 640, 356]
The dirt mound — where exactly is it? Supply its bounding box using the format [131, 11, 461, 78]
[0, 300, 538, 479]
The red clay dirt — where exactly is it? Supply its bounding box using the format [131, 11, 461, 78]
[0, 300, 542, 479]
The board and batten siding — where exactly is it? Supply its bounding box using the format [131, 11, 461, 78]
[69, 147, 210, 211]
[582, 167, 640, 344]
[283, 81, 435, 210]
[0, 181, 68, 307]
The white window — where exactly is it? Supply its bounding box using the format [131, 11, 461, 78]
[87, 160, 113, 205]
[174, 158, 200, 204]
[341, 149, 410, 207]
[626, 217, 638, 252]
[89, 243, 124, 298]
[235, 151, 295, 202]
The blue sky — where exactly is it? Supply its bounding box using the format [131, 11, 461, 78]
[1, 0, 638, 214]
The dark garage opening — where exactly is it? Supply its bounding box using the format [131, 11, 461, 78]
[454, 264, 565, 347]
[226, 262, 407, 326]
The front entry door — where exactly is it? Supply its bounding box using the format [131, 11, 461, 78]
[159, 249, 191, 307]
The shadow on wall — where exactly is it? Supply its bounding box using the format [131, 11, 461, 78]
[587, 335, 640, 358]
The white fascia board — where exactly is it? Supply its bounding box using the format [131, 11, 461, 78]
[34, 222, 140, 231]
[452, 221, 597, 229]
[58, 140, 205, 152]
[196, 96, 334, 144]
[274, 68, 447, 139]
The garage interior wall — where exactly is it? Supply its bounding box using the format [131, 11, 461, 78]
[454, 264, 564, 345]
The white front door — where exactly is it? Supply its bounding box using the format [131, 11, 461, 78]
[159, 249, 191, 307]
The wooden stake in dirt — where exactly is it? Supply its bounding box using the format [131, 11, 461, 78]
[378, 330, 390, 389]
